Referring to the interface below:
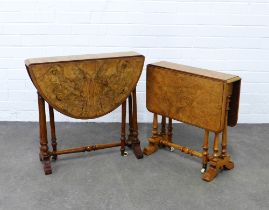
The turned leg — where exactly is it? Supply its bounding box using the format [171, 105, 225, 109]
[152, 114, 159, 137]
[143, 113, 159, 155]
[221, 127, 234, 170]
[126, 95, 133, 147]
[213, 133, 220, 161]
[38, 93, 52, 175]
[160, 116, 166, 136]
[202, 132, 219, 182]
[221, 96, 230, 158]
[222, 127, 234, 170]
[159, 116, 166, 148]
[120, 100, 127, 156]
[166, 118, 174, 151]
[221, 127, 228, 157]
[167, 118, 172, 142]
[130, 88, 143, 159]
[221, 96, 234, 170]
[49, 105, 57, 160]
[201, 130, 209, 173]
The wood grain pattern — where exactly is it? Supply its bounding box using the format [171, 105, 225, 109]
[26, 52, 144, 175]
[144, 61, 241, 182]
[147, 65, 224, 132]
[146, 63, 240, 132]
[26, 53, 144, 119]
[228, 80, 241, 127]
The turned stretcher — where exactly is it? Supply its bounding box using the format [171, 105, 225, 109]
[25, 51, 145, 175]
[143, 61, 241, 182]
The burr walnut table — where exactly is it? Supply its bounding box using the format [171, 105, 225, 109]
[143, 61, 241, 182]
[25, 51, 145, 175]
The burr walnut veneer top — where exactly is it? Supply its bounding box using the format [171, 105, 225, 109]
[146, 62, 241, 132]
[25, 52, 145, 119]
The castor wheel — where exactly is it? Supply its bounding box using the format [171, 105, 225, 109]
[121, 150, 128, 157]
[201, 164, 207, 173]
[201, 168, 206, 174]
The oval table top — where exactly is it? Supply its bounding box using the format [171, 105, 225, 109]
[25, 51, 145, 119]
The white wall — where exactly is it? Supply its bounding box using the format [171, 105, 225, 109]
[0, 0, 269, 123]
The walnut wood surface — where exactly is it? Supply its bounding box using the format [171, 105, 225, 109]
[27, 52, 144, 175]
[146, 63, 241, 132]
[37, 91, 143, 175]
[26, 52, 144, 119]
[150, 61, 239, 82]
[144, 62, 241, 182]
[38, 93, 52, 175]
[25, 51, 142, 66]
[228, 80, 241, 127]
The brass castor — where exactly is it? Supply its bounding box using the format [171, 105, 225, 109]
[170, 147, 175, 152]
[121, 150, 128, 157]
[201, 163, 207, 174]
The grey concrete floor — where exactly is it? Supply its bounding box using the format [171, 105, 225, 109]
[0, 122, 269, 210]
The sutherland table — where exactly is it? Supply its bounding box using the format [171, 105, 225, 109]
[25, 52, 145, 175]
[143, 61, 241, 182]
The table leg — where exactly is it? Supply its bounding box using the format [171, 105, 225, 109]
[131, 88, 143, 159]
[143, 113, 159, 155]
[126, 95, 133, 147]
[168, 118, 174, 149]
[202, 132, 220, 182]
[159, 116, 166, 148]
[221, 96, 234, 170]
[120, 100, 127, 156]
[161, 116, 166, 136]
[201, 130, 209, 173]
[38, 93, 52, 175]
[49, 105, 57, 160]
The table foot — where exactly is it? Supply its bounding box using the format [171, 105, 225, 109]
[43, 160, 52, 175]
[224, 160, 234, 170]
[143, 142, 158, 156]
[132, 143, 143, 159]
[202, 156, 234, 182]
[121, 148, 128, 157]
[202, 166, 218, 182]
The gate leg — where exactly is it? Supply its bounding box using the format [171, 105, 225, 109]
[38, 93, 52, 175]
